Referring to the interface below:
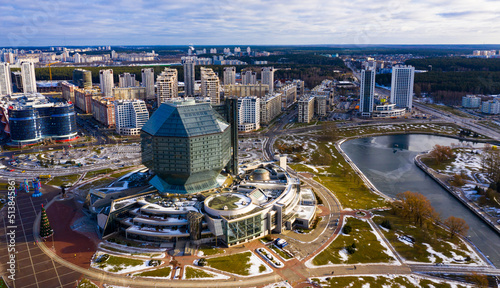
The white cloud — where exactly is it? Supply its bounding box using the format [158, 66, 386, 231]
[0, 0, 499, 46]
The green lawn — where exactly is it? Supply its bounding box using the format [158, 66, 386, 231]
[206, 251, 253, 276]
[374, 211, 478, 264]
[0, 277, 8, 288]
[208, 195, 241, 210]
[110, 168, 135, 179]
[312, 217, 395, 266]
[47, 174, 81, 186]
[184, 266, 214, 279]
[77, 278, 98, 288]
[311, 275, 468, 288]
[278, 133, 387, 210]
[78, 178, 115, 191]
[198, 245, 224, 256]
[424, 104, 474, 119]
[420, 154, 457, 171]
[134, 266, 171, 277]
[84, 168, 114, 179]
[94, 254, 145, 272]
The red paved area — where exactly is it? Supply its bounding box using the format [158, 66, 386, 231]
[45, 199, 97, 268]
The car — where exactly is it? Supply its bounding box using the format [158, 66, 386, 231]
[9, 169, 14, 172]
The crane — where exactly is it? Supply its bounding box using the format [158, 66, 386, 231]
[45, 61, 61, 82]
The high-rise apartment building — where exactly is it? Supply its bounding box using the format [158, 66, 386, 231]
[156, 68, 178, 106]
[261, 67, 275, 93]
[242, 70, 257, 85]
[260, 93, 282, 125]
[141, 68, 155, 99]
[99, 69, 114, 97]
[223, 66, 236, 85]
[462, 95, 481, 109]
[279, 83, 297, 109]
[360, 69, 375, 116]
[201, 67, 220, 105]
[183, 58, 196, 96]
[390, 65, 415, 110]
[0, 62, 12, 96]
[21, 62, 37, 94]
[237, 96, 260, 132]
[293, 79, 305, 97]
[114, 99, 149, 135]
[298, 95, 315, 123]
[118, 73, 136, 88]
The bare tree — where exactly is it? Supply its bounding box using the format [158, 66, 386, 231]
[396, 191, 436, 227]
[481, 144, 500, 182]
[466, 272, 489, 288]
[429, 144, 454, 164]
[444, 216, 469, 239]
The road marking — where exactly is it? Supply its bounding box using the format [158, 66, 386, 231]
[28, 196, 64, 288]
[16, 198, 40, 288]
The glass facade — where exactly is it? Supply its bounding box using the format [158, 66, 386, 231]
[223, 214, 263, 245]
[8, 104, 77, 144]
[141, 101, 232, 194]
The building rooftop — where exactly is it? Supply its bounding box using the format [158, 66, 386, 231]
[141, 101, 229, 137]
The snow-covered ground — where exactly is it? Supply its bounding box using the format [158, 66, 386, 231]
[183, 265, 230, 280]
[132, 267, 172, 279]
[263, 281, 293, 288]
[206, 251, 273, 277]
[91, 252, 150, 274]
[311, 274, 474, 288]
[97, 243, 166, 259]
[418, 242, 486, 266]
[305, 216, 398, 268]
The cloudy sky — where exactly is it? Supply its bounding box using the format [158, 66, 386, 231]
[1, 0, 499, 47]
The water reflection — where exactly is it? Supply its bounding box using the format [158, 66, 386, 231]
[342, 134, 498, 267]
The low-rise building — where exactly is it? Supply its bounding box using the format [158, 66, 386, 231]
[90, 161, 315, 247]
[371, 103, 407, 118]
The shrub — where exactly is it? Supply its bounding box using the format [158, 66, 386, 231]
[96, 254, 109, 263]
[346, 245, 356, 254]
[343, 224, 352, 234]
[381, 219, 392, 230]
[148, 259, 161, 267]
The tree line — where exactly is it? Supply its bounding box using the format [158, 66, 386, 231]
[393, 191, 469, 239]
[406, 57, 500, 72]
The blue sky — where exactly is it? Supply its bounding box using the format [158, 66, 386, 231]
[1, 0, 499, 47]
